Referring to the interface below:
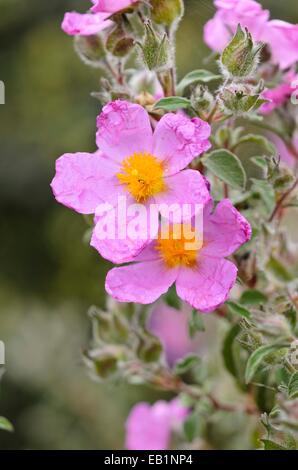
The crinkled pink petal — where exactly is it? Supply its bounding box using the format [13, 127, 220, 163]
[176, 257, 238, 312]
[155, 169, 211, 223]
[153, 113, 211, 176]
[91, 0, 138, 14]
[91, 204, 158, 264]
[202, 199, 251, 258]
[50, 151, 118, 214]
[105, 260, 178, 304]
[61, 12, 113, 36]
[96, 100, 153, 162]
[263, 20, 298, 70]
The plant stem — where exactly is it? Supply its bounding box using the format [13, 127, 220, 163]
[269, 177, 298, 222]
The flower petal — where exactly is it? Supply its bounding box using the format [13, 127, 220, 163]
[96, 100, 153, 162]
[202, 199, 251, 258]
[153, 113, 211, 175]
[92, 0, 138, 14]
[155, 169, 211, 222]
[176, 257, 237, 312]
[50, 151, 118, 214]
[61, 12, 113, 36]
[106, 260, 178, 304]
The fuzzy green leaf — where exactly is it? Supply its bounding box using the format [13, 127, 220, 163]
[203, 149, 247, 190]
[177, 69, 221, 94]
[154, 96, 191, 111]
[245, 342, 289, 384]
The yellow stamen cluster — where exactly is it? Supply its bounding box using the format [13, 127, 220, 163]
[156, 224, 202, 268]
[117, 152, 166, 203]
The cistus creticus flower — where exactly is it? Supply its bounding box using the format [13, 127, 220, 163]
[106, 199, 251, 312]
[91, 0, 139, 14]
[204, 0, 298, 70]
[51, 100, 211, 264]
[204, 0, 269, 53]
[61, 12, 113, 36]
[125, 398, 188, 450]
[260, 73, 298, 115]
[148, 301, 203, 366]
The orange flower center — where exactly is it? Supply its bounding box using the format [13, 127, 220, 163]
[117, 152, 166, 203]
[156, 224, 202, 268]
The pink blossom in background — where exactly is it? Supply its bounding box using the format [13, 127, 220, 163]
[61, 12, 113, 36]
[262, 21, 298, 71]
[269, 132, 298, 169]
[203, 0, 269, 52]
[106, 199, 251, 312]
[260, 73, 298, 115]
[204, 0, 298, 69]
[91, 0, 139, 14]
[51, 100, 211, 264]
[125, 399, 188, 450]
[148, 302, 201, 366]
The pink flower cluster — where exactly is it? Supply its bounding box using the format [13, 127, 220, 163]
[62, 0, 138, 36]
[204, 0, 298, 70]
[125, 398, 188, 450]
[51, 100, 251, 312]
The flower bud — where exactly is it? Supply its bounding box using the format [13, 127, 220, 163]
[106, 24, 135, 57]
[90, 348, 120, 379]
[136, 21, 171, 71]
[219, 83, 266, 115]
[74, 35, 105, 67]
[220, 24, 263, 78]
[136, 331, 163, 363]
[150, 0, 184, 26]
[190, 85, 214, 114]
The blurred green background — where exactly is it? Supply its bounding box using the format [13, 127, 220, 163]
[0, 0, 297, 450]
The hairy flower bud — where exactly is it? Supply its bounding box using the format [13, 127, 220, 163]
[219, 83, 267, 115]
[220, 24, 263, 78]
[136, 21, 171, 71]
[136, 331, 163, 363]
[190, 85, 214, 114]
[150, 0, 184, 26]
[74, 34, 105, 67]
[106, 23, 135, 57]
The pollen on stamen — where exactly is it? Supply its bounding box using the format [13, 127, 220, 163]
[117, 152, 166, 203]
[156, 224, 202, 269]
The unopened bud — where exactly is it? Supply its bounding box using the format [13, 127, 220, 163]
[74, 35, 105, 67]
[137, 21, 171, 71]
[219, 83, 266, 115]
[150, 0, 184, 26]
[221, 24, 263, 78]
[190, 85, 214, 114]
[106, 24, 135, 57]
[136, 331, 163, 363]
[85, 346, 124, 379]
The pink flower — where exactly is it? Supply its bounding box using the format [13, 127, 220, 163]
[262, 21, 298, 71]
[106, 199, 251, 312]
[269, 133, 298, 169]
[61, 11, 113, 36]
[125, 398, 188, 450]
[91, 0, 139, 14]
[204, 0, 269, 52]
[148, 301, 202, 366]
[260, 73, 298, 115]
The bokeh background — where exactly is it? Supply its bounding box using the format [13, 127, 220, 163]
[0, 0, 297, 450]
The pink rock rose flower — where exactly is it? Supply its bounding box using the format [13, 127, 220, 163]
[106, 199, 251, 312]
[51, 101, 211, 264]
[260, 73, 298, 115]
[61, 12, 113, 36]
[148, 301, 202, 366]
[262, 21, 298, 71]
[204, 0, 269, 52]
[125, 398, 188, 450]
[91, 0, 139, 14]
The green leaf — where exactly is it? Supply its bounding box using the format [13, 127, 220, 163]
[188, 309, 205, 337]
[202, 149, 247, 190]
[164, 285, 180, 309]
[233, 134, 276, 154]
[240, 289, 268, 306]
[177, 69, 221, 94]
[245, 342, 289, 384]
[0, 417, 14, 432]
[250, 155, 268, 171]
[226, 301, 251, 319]
[222, 323, 241, 378]
[261, 439, 288, 450]
[266, 257, 293, 284]
[174, 354, 200, 375]
[184, 412, 199, 442]
[251, 179, 275, 214]
[288, 371, 298, 399]
[154, 96, 191, 111]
